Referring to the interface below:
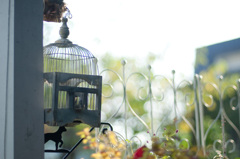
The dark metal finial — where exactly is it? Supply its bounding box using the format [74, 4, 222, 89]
[55, 17, 72, 44]
[60, 17, 69, 39]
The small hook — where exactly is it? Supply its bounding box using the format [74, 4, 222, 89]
[64, 7, 72, 19]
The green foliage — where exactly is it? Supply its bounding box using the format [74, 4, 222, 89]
[131, 124, 206, 159]
[198, 60, 240, 158]
[195, 47, 209, 68]
[179, 139, 189, 150]
[44, 51, 240, 158]
[77, 124, 207, 159]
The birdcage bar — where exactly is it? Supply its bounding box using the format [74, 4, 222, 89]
[44, 44, 96, 75]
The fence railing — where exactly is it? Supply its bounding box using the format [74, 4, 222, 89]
[100, 60, 240, 158]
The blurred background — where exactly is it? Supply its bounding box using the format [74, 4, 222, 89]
[44, 0, 240, 158]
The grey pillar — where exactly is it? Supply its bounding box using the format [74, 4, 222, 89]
[0, 0, 44, 159]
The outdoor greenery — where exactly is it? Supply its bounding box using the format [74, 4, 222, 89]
[44, 53, 240, 159]
[78, 123, 207, 159]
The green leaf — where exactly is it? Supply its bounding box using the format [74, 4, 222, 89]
[162, 156, 171, 159]
[162, 124, 176, 138]
[179, 139, 189, 150]
[164, 137, 176, 151]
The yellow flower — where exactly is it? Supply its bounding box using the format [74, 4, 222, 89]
[76, 127, 90, 138]
[98, 143, 106, 151]
[91, 152, 102, 159]
[108, 131, 117, 145]
[115, 151, 122, 157]
[77, 130, 125, 158]
[83, 139, 88, 144]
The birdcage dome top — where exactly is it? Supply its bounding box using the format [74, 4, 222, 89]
[43, 17, 98, 75]
[44, 17, 95, 59]
[43, 43, 95, 60]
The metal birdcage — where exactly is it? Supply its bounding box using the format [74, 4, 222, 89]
[43, 17, 102, 127]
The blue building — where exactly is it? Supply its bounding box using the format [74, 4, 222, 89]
[195, 38, 240, 74]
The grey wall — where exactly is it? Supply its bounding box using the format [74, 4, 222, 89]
[0, 0, 44, 158]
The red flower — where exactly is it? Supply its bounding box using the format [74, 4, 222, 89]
[133, 146, 146, 159]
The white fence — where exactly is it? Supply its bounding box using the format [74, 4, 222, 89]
[100, 60, 240, 158]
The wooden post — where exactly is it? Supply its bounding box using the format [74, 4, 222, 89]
[0, 0, 44, 159]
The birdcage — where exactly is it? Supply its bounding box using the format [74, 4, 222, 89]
[43, 17, 102, 127]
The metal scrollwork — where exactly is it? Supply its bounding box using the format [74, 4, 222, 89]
[126, 72, 149, 101]
[225, 139, 236, 154]
[213, 139, 236, 155]
[221, 82, 240, 139]
[151, 75, 173, 101]
[175, 78, 198, 147]
[201, 82, 219, 108]
[99, 61, 240, 158]
[126, 98, 150, 131]
[102, 83, 114, 98]
[100, 69, 124, 122]
[199, 76, 240, 157]
[125, 72, 150, 133]
[213, 139, 222, 154]
[222, 85, 239, 111]
[176, 80, 195, 107]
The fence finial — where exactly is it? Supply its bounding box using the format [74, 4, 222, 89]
[121, 59, 127, 66]
[147, 65, 152, 70]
